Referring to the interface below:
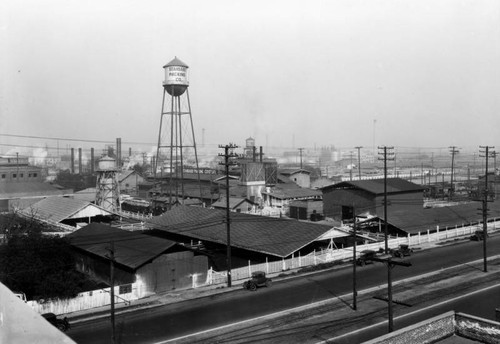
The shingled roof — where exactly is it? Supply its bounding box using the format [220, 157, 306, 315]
[148, 206, 337, 258]
[67, 223, 177, 270]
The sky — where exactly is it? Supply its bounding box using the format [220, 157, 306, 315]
[1, 0, 499, 154]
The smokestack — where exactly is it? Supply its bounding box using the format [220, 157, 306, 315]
[71, 148, 75, 174]
[90, 148, 95, 174]
[129, 147, 132, 157]
[260, 146, 263, 163]
[253, 146, 256, 162]
[78, 148, 82, 174]
[116, 137, 122, 169]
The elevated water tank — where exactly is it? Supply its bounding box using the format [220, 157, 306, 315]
[163, 56, 189, 96]
[97, 156, 116, 171]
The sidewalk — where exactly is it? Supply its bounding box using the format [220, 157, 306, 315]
[66, 238, 450, 324]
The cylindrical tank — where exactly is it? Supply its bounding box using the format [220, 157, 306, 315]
[97, 156, 116, 171]
[163, 57, 189, 96]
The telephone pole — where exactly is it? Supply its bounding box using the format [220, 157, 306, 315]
[355, 146, 363, 179]
[479, 146, 494, 272]
[352, 205, 357, 311]
[218, 143, 239, 287]
[449, 146, 459, 200]
[378, 146, 394, 254]
[298, 148, 305, 169]
[105, 242, 116, 344]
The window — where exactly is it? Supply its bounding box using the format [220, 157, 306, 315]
[1, 174, 5, 179]
[28, 173, 32, 178]
[20, 173, 23, 178]
[33, 173, 37, 178]
[119, 284, 132, 294]
[12, 173, 16, 178]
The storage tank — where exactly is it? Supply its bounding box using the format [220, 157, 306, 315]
[163, 56, 189, 96]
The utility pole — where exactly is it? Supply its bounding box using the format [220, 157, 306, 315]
[355, 146, 363, 180]
[449, 146, 459, 200]
[348, 151, 355, 181]
[352, 205, 357, 311]
[479, 146, 494, 272]
[218, 143, 239, 287]
[298, 148, 305, 169]
[105, 242, 116, 344]
[378, 146, 394, 254]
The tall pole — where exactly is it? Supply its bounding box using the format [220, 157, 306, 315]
[298, 148, 304, 169]
[479, 146, 494, 273]
[352, 205, 357, 311]
[106, 241, 116, 344]
[16, 152, 19, 182]
[449, 146, 459, 200]
[378, 146, 394, 254]
[219, 144, 238, 288]
[355, 146, 363, 179]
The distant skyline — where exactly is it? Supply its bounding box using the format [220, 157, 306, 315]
[2, 0, 499, 154]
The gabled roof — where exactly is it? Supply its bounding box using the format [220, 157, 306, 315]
[261, 184, 322, 199]
[363, 201, 500, 235]
[279, 169, 311, 176]
[321, 178, 424, 195]
[117, 170, 138, 182]
[148, 206, 335, 258]
[20, 197, 113, 223]
[212, 197, 255, 209]
[67, 223, 177, 270]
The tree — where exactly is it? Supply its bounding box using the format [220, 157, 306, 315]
[53, 169, 96, 192]
[0, 230, 89, 300]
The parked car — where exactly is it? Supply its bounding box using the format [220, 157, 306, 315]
[390, 244, 413, 258]
[356, 250, 377, 266]
[470, 230, 488, 241]
[41, 313, 70, 332]
[243, 271, 272, 291]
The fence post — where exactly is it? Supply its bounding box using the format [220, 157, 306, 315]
[248, 260, 251, 277]
[418, 231, 421, 244]
[436, 226, 439, 241]
[266, 257, 269, 274]
[282, 258, 286, 271]
[407, 233, 410, 245]
[427, 229, 430, 242]
[314, 249, 317, 265]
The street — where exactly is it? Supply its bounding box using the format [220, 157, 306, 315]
[68, 235, 500, 344]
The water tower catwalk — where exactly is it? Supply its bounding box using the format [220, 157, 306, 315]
[155, 57, 202, 206]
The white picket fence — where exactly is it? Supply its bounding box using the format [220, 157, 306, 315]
[207, 219, 500, 286]
[29, 219, 499, 316]
[28, 284, 139, 315]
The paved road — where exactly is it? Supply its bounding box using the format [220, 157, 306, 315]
[67, 235, 499, 344]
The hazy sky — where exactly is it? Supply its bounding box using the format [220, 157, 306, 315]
[1, 0, 499, 152]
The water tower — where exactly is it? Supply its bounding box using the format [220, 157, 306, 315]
[95, 155, 121, 212]
[155, 57, 202, 206]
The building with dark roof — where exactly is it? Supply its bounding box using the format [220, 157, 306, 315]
[261, 184, 322, 216]
[148, 206, 344, 265]
[279, 168, 311, 188]
[67, 223, 207, 296]
[358, 200, 500, 236]
[321, 178, 425, 221]
[19, 197, 114, 229]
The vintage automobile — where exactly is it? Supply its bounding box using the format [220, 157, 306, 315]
[41, 313, 71, 332]
[356, 250, 377, 266]
[390, 244, 413, 258]
[470, 230, 488, 241]
[242, 271, 272, 291]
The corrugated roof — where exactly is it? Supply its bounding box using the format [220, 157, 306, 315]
[321, 178, 424, 195]
[368, 201, 500, 234]
[148, 206, 334, 257]
[67, 223, 176, 270]
[20, 197, 113, 223]
[279, 169, 311, 176]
